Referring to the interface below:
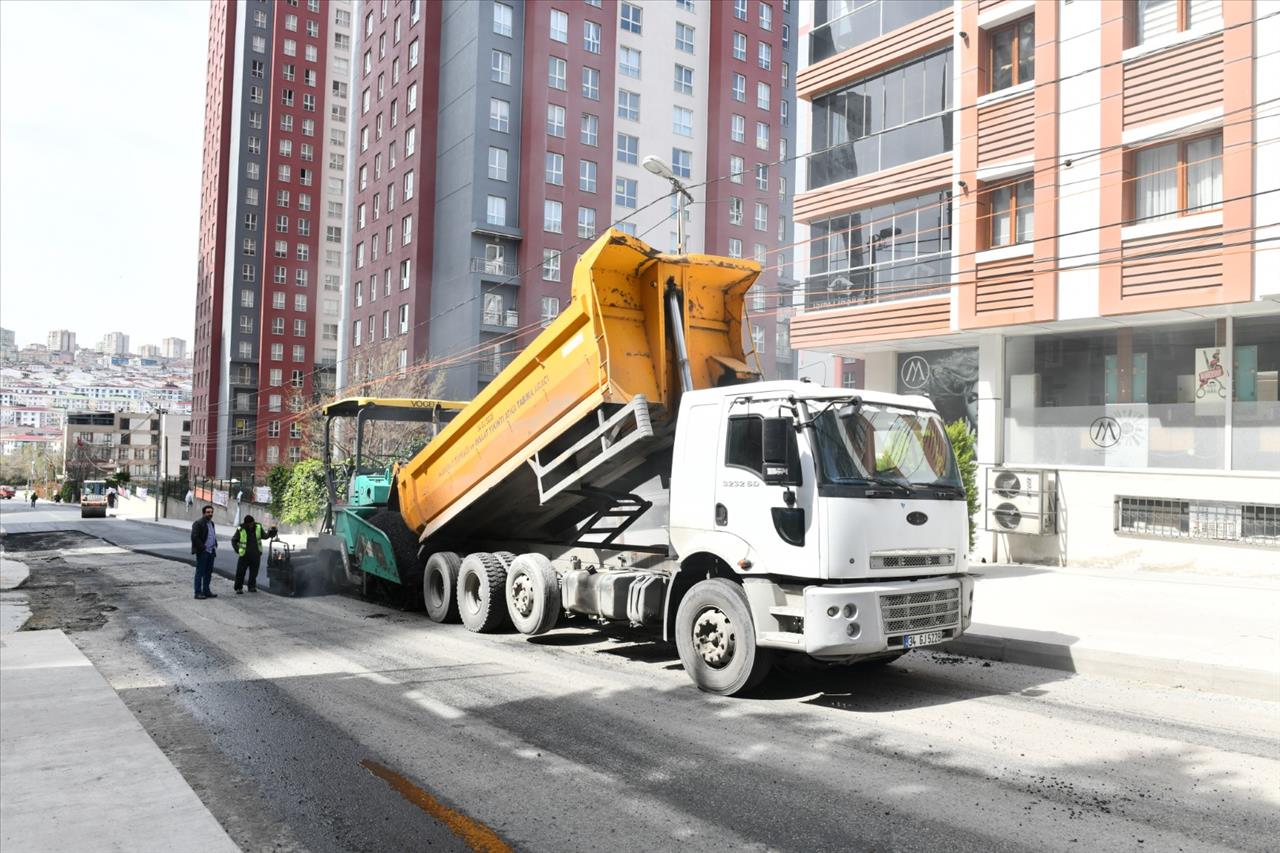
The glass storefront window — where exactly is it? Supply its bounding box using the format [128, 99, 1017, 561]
[1232, 315, 1280, 471]
[1004, 321, 1227, 469]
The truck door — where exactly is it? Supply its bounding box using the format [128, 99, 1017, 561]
[714, 398, 821, 578]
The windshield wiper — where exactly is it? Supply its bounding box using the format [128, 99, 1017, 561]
[867, 475, 913, 494]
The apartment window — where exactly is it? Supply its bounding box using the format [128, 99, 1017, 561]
[619, 46, 641, 79]
[757, 120, 773, 150]
[272, 317, 286, 335]
[732, 73, 746, 102]
[405, 126, 416, 156]
[238, 342, 253, 359]
[731, 114, 745, 142]
[729, 238, 743, 258]
[618, 90, 640, 121]
[581, 113, 599, 146]
[546, 152, 564, 185]
[1132, 134, 1222, 221]
[407, 82, 418, 113]
[754, 202, 768, 231]
[758, 42, 771, 70]
[676, 0, 694, 10]
[487, 195, 507, 226]
[294, 293, 308, 312]
[755, 163, 769, 190]
[781, 100, 790, 127]
[493, 2, 513, 36]
[549, 56, 568, 90]
[730, 155, 744, 183]
[399, 304, 409, 334]
[732, 32, 747, 60]
[620, 2, 642, 34]
[811, 0, 949, 63]
[782, 61, 790, 89]
[729, 197, 743, 225]
[1137, 0, 1221, 45]
[404, 170, 415, 200]
[988, 176, 1034, 247]
[990, 17, 1034, 93]
[583, 66, 600, 100]
[615, 177, 638, 208]
[240, 288, 255, 308]
[757, 82, 771, 111]
[271, 343, 283, 361]
[733, 0, 747, 20]
[550, 8, 569, 42]
[760, 3, 773, 30]
[492, 49, 512, 84]
[544, 200, 563, 233]
[579, 159, 598, 192]
[488, 146, 509, 181]
[675, 64, 694, 96]
[584, 20, 601, 53]
[409, 38, 420, 69]
[400, 258, 412, 288]
[672, 106, 693, 137]
[675, 23, 695, 53]
[671, 148, 692, 179]
[578, 206, 597, 238]
[490, 98, 511, 132]
[617, 132, 639, 164]
[547, 104, 566, 137]
[543, 249, 562, 281]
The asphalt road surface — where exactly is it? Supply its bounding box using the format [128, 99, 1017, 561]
[3, 501, 1277, 853]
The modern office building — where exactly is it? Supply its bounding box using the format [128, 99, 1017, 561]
[341, 0, 798, 399]
[191, 0, 353, 482]
[790, 0, 1279, 569]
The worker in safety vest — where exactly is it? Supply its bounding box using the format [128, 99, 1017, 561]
[232, 515, 278, 594]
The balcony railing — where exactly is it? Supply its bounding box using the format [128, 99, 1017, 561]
[809, 0, 949, 64]
[804, 255, 951, 311]
[471, 257, 518, 277]
[481, 309, 520, 328]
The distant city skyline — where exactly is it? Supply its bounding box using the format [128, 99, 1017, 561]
[1, 323, 186, 355]
[0, 1, 207, 351]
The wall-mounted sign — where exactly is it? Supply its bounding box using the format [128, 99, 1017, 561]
[1194, 347, 1229, 414]
[897, 348, 979, 434]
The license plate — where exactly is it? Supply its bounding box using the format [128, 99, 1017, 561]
[904, 630, 946, 649]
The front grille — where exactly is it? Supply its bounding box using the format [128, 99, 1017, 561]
[869, 550, 955, 570]
[879, 588, 960, 635]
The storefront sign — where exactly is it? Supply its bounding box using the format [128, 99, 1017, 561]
[896, 347, 979, 434]
[1101, 405, 1149, 469]
[1194, 347, 1229, 414]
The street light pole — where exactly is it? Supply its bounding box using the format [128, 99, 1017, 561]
[153, 408, 167, 522]
[642, 155, 693, 255]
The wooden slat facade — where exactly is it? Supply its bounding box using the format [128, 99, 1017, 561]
[976, 91, 1035, 164]
[792, 153, 952, 223]
[790, 296, 952, 348]
[797, 8, 953, 100]
[974, 254, 1036, 315]
[1123, 34, 1223, 129]
[1119, 226, 1224, 302]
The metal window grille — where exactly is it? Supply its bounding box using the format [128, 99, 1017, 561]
[1115, 496, 1280, 548]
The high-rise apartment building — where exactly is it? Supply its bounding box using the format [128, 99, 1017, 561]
[191, 0, 352, 482]
[790, 0, 1278, 568]
[99, 332, 130, 356]
[162, 337, 188, 360]
[341, 0, 797, 400]
[48, 330, 76, 354]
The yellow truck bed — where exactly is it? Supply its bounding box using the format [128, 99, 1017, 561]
[396, 230, 761, 544]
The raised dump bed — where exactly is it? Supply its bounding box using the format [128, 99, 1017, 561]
[395, 229, 761, 548]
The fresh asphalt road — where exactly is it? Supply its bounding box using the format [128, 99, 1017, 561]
[2, 501, 1278, 853]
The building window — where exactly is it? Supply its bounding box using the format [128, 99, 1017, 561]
[549, 56, 567, 90]
[758, 42, 771, 70]
[671, 148, 692, 179]
[404, 170, 415, 200]
[620, 2, 642, 34]
[491, 49, 512, 84]
[584, 20, 602, 53]
[755, 163, 769, 190]
[760, 3, 773, 30]
[755, 121, 769, 150]
[757, 82, 772, 111]
[615, 177, 637, 208]
[488, 146, 508, 181]
[675, 22, 695, 53]
[733, 0, 747, 20]
[541, 153, 562, 187]
[1136, 0, 1221, 45]
[542, 249, 561, 281]
[730, 155, 744, 184]
[493, 1, 513, 36]
[731, 114, 745, 142]
[728, 238, 742, 258]
[550, 8, 569, 42]
[487, 195, 507, 226]
[672, 106, 693, 137]
[544, 199, 563, 233]
[579, 159, 598, 192]
[618, 89, 640, 121]
[582, 66, 600, 100]
[988, 176, 1034, 247]
[619, 46, 641, 79]
[581, 113, 599, 146]
[578, 206, 597, 238]
[731, 73, 746, 102]
[617, 132, 638, 164]
[490, 98, 511, 132]
[547, 104, 566, 137]
[1132, 134, 1222, 222]
[810, 0, 950, 63]
[729, 197, 743, 225]
[675, 64, 694, 96]
[990, 17, 1034, 93]
[732, 32, 747, 61]
[754, 202, 768, 231]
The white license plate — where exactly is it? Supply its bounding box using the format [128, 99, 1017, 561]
[904, 630, 946, 649]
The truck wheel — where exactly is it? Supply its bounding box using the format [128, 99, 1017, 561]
[423, 551, 462, 623]
[505, 553, 560, 636]
[675, 578, 772, 696]
[456, 553, 509, 633]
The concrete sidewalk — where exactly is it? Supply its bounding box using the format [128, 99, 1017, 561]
[0, 629, 239, 852]
[945, 563, 1280, 701]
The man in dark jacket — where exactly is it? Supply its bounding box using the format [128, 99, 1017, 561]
[232, 515, 277, 594]
[190, 505, 218, 600]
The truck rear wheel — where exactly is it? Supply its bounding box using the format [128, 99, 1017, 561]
[505, 553, 560, 636]
[423, 552, 462, 623]
[675, 578, 772, 696]
[457, 553, 509, 633]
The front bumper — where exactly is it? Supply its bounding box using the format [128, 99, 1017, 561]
[801, 574, 974, 659]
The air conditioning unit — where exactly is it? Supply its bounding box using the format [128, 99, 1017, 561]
[985, 468, 1057, 535]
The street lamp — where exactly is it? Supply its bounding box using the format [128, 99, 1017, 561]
[643, 155, 693, 255]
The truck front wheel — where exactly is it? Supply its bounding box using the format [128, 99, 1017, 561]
[675, 578, 772, 696]
[456, 553, 509, 633]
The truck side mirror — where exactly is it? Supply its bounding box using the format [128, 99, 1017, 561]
[761, 417, 799, 486]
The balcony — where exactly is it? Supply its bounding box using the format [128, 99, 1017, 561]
[804, 254, 950, 312]
[470, 257, 518, 277]
[809, 0, 950, 64]
[481, 309, 520, 329]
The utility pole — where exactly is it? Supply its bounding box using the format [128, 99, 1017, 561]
[153, 408, 167, 521]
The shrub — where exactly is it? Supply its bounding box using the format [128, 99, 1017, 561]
[280, 458, 327, 525]
[60, 481, 77, 503]
[267, 464, 292, 519]
[945, 419, 978, 552]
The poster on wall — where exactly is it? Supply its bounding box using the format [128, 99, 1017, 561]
[212, 489, 229, 508]
[1194, 346, 1230, 414]
[897, 347, 979, 435]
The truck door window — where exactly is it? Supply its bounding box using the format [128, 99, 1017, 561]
[726, 414, 801, 482]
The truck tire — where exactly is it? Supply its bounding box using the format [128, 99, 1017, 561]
[675, 578, 772, 696]
[505, 553, 560, 636]
[423, 551, 462, 623]
[457, 552, 509, 633]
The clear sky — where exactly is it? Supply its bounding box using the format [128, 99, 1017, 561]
[0, 0, 208, 349]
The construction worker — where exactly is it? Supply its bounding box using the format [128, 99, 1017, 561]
[232, 515, 277, 594]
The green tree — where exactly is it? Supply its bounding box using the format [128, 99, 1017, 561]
[945, 419, 978, 552]
[280, 458, 327, 525]
[267, 464, 292, 518]
[60, 481, 77, 503]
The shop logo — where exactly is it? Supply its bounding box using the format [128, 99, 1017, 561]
[901, 356, 931, 390]
[1090, 416, 1121, 448]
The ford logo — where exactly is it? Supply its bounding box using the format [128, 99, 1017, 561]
[906, 511, 928, 526]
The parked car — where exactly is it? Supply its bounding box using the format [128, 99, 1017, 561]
[0, 485, 16, 499]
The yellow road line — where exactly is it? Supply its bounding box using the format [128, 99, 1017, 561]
[360, 759, 513, 853]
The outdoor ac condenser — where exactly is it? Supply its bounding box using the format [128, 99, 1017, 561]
[985, 468, 1057, 535]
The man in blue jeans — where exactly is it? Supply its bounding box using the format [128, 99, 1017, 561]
[189, 505, 219, 600]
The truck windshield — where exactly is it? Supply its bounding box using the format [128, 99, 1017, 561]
[83, 481, 107, 496]
[811, 403, 962, 490]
